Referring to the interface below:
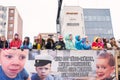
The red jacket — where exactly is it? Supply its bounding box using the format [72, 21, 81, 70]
[92, 42, 104, 50]
[10, 39, 22, 48]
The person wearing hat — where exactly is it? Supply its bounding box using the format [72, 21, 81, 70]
[54, 35, 66, 50]
[31, 54, 62, 80]
[10, 33, 22, 49]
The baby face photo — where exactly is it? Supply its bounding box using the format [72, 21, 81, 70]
[0, 49, 28, 78]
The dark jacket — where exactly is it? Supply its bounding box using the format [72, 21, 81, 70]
[33, 39, 45, 49]
[0, 41, 8, 48]
[45, 38, 55, 49]
[55, 41, 66, 50]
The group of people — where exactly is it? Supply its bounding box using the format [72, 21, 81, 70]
[0, 33, 119, 50]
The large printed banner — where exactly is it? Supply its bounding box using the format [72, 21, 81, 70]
[26, 50, 117, 80]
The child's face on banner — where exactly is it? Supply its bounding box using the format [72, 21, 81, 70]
[96, 58, 114, 80]
[0, 49, 28, 78]
[36, 63, 51, 79]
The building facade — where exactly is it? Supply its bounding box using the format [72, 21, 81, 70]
[61, 6, 85, 38]
[83, 8, 114, 42]
[60, 6, 114, 43]
[0, 6, 23, 41]
[0, 6, 7, 37]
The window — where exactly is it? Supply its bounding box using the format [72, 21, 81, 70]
[2, 14, 6, 20]
[0, 29, 5, 33]
[92, 16, 96, 21]
[2, 7, 7, 12]
[84, 16, 110, 21]
[10, 9, 14, 13]
[0, 14, 6, 20]
[9, 24, 13, 27]
[9, 17, 14, 20]
[106, 16, 110, 21]
[9, 31, 13, 35]
[88, 16, 92, 21]
[107, 30, 113, 34]
[84, 16, 88, 21]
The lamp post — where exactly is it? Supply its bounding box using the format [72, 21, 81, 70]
[56, 0, 63, 34]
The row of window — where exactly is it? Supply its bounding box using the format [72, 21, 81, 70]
[8, 31, 13, 35]
[0, 7, 15, 13]
[84, 22, 112, 29]
[84, 16, 111, 21]
[0, 30, 13, 36]
[85, 29, 113, 35]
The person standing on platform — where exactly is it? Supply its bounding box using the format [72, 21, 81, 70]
[10, 33, 22, 49]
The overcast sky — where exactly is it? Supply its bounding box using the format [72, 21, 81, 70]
[0, 0, 120, 41]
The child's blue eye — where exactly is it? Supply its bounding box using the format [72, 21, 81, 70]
[96, 66, 99, 69]
[19, 55, 26, 60]
[101, 66, 106, 69]
[103, 67, 106, 69]
[38, 68, 43, 70]
[5, 55, 13, 59]
[45, 68, 48, 70]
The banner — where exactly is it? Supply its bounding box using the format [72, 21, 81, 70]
[26, 50, 117, 80]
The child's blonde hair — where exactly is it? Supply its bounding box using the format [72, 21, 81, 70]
[98, 52, 115, 66]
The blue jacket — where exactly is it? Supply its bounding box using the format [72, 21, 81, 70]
[82, 38, 91, 50]
[20, 42, 32, 49]
[75, 35, 83, 50]
[65, 34, 76, 50]
[0, 66, 29, 80]
[31, 73, 62, 80]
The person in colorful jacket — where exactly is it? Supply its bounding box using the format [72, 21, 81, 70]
[54, 35, 66, 50]
[92, 37, 104, 50]
[33, 34, 45, 50]
[75, 35, 83, 50]
[20, 36, 32, 50]
[82, 36, 91, 50]
[65, 34, 76, 50]
[10, 33, 22, 49]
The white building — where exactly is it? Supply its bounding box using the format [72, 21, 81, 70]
[61, 6, 85, 38]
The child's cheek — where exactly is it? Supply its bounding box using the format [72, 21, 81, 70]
[20, 60, 26, 67]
